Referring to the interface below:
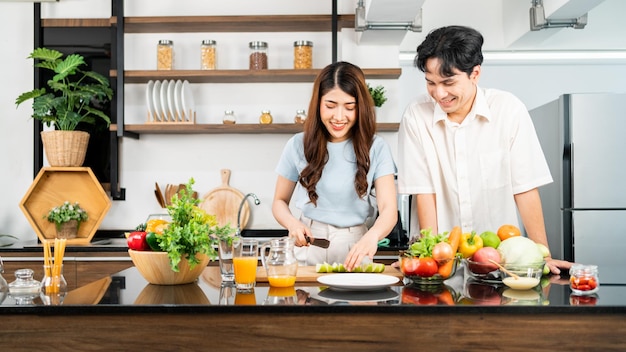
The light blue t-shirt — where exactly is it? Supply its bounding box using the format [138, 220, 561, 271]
[275, 132, 396, 227]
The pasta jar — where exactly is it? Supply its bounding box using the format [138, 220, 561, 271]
[259, 110, 273, 124]
[223, 110, 236, 124]
[249, 41, 268, 70]
[294, 109, 306, 124]
[201, 40, 217, 70]
[569, 264, 599, 295]
[157, 40, 174, 70]
[293, 40, 313, 69]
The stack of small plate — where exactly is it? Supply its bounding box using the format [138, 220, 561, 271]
[145, 80, 194, 123]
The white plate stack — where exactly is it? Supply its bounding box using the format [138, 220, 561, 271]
[145, 79, 194, 123]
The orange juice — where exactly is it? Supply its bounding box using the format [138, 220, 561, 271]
[234, 291, 257, 305]
[268, 275, 296, 287]
[233, 256, 258, 284]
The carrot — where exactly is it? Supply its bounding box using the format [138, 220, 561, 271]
[437, 226, 462, 278]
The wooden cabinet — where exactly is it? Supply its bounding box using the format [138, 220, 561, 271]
[1, 251, 131, 290]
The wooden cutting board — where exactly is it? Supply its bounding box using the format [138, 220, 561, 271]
[199, 169, 249, 228]
[256, 265, 403, 283]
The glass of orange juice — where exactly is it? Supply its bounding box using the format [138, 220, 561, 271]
[233, 238, 258, 292]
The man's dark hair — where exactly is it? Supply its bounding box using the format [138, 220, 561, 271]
[414, 25, 484, 77]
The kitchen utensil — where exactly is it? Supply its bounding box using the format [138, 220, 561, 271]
[154, 190, 165, 208]
[488, 259, 520, 280]
[155, 182, 166, 207]
[260, 237, 298, 287]
[305, 235, 330, 249]
[199, 169, 249, 228]
[254, 265, 403, 283]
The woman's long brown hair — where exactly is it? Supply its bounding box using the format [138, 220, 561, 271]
[300, 61, 376, 206]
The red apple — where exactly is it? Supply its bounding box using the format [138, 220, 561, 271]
[469, 247, 501, 274]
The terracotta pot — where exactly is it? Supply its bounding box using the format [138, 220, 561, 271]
[40, 130, 90, 167]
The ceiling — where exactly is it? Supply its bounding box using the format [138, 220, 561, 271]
[354, 0, 626, 52]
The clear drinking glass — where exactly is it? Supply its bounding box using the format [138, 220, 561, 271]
[218, 236, 238, 282]
[233, 238, 258, 292]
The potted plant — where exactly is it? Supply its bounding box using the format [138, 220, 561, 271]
[128, 178, 235, 285]
[44, 201, 89, 239]
[15, 47, 113, 167]
[368, 83, 388, 108]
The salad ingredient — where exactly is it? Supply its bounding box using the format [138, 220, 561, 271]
[479, 231, 501, 249]
[497, 236, 544, 265]
[497, 224, 521, 241]
[458, 232, 483, 258]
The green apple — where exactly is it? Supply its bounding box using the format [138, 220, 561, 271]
[479, 231, 501, 249]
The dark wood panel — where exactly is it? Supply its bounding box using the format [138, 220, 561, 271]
[110, 68, 402, 83]
[3, 312, 625, 351]
[110, 123, 400, 134]
[123, 14, 355, 33]
[41, 18, 112, 28]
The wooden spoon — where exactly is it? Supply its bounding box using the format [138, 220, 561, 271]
[488, 259, 520, 280]
[155, 183, 166, 208]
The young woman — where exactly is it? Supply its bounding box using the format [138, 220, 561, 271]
[272, 61, 397, 271]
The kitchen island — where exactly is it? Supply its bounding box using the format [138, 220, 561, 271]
[1, 265, 625, 352]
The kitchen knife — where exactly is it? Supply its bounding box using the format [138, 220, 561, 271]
[305, 236, 330, 249]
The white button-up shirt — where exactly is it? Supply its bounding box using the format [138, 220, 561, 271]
[397, 87, 553, 234]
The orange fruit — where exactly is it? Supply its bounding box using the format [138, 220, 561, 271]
[497, 224, 521, 241]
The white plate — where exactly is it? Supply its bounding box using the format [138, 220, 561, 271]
[316, 287, 399, 302]
[317, 273, 399, 291]
[160, 80, 170, 121]
[167, 79, 177, 122]
[152, 80, 162, 122]
[146, 80, 155, 121]
[181, 80, 194, 121]
[174, 80, 184, 121]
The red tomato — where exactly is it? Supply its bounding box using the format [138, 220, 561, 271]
[401, 257, 420, 276]
[401, 287, 438, 305]
[127, 231, 149, 251]
[415, 257, 439, 277]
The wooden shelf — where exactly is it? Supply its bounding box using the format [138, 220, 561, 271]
[41, 18, 112, 28]
[111, 68, 401, 84]
[120, 14, 356, 33]
[110, 123, 400, 134]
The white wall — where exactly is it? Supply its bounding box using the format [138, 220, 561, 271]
[2, 0, 625, 241]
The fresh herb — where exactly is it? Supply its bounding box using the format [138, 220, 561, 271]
[367, 83, 388, 107]
[158, 178, 235, 272]
[44, 201, 89, 230]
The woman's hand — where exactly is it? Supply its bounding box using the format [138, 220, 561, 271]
[546, 257, 573, 275]
[344, 232, 379, 271]
[288, 223, 313, 247]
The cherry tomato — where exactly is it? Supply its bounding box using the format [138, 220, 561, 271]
[415, 257, 438, 277]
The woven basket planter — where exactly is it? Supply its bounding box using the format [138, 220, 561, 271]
[40, 131, 90, 167]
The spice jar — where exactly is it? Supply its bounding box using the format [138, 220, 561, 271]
[201, 40, 217, 70]
[294, 109, 306, 124]
[223, 110, 236, 124]
[259, 110, 273, 124]
[569, 264, 599, 295]
[157, 40, 174, 70]
[249, 41, 268, 70]
[293, 40, 313, 69]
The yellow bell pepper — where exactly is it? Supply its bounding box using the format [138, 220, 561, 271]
[458, 232, 484, 258]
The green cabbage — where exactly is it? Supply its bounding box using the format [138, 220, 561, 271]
[497, 236, 544, 265]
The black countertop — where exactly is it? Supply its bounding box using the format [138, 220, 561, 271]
[1, 264, 624, 314]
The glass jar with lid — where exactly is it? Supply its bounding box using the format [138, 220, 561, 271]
[249, 41, 268, 70]
[259, 110, 273, 124]
[201, 40, 217, 70]
[223, 110, 236, 124]
[157, 40, 174, 70]
[293, 41, 313, 69]
[8, 268, 40, 304]
[294, 109, 306, 124]
[569, 264, 599, 295]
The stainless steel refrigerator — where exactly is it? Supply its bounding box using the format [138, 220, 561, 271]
[530, 93, 626, 284]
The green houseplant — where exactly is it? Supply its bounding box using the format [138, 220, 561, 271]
[45, 201, 89, 239]
[15, 47, 113, 166]
[368, 83, 388, 108]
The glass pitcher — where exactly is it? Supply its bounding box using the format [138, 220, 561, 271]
[260, 237, 298, 287]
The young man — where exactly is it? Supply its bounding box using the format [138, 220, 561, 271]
[397, 25, 571, 274]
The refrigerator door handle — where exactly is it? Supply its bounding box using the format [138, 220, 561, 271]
[569, 142, 574, 207]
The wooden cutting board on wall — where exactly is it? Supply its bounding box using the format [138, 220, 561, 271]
[199, 169, 249, 229]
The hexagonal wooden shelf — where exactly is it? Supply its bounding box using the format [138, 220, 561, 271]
[19, 167, 111, 245]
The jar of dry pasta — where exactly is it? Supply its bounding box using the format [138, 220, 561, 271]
[249, 41, 268, 70]
[157, 40, 174, 70]
[201, 40, 217, 70]
[293, 41, 313, 69]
